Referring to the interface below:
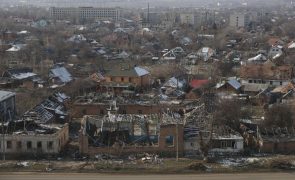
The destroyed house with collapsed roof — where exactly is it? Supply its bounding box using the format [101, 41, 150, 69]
[0, 92, 70, 157]
[79, 113, 184, 156]
[71, 92, 193, 118]
[23, 92, 70, 124]
[78, 97, 245, 157]
[183, 102, 244, 156]
[0, 120, 69, 156]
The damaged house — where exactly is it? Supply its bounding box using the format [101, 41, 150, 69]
[0, 120, 69, 156]
[23, 92, 70, 124]
[197, 47, 215, 62]
[184, 102, 244, 156]
[161, 77, 187, 99]
[79, 113, 184, 156]
[0, 92, 70, 157]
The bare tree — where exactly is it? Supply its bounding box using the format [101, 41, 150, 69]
[264, 104, 294, 128]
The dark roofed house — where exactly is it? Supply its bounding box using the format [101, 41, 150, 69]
[2, 67, 39, 89]
[3, 67, 36, 80]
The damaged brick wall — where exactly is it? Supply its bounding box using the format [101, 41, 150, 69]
[79, 124, 184, 157]
[261, 140, 295, 153]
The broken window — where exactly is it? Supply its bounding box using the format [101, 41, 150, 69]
[6, 141, 12, 149]
[37, 141, 42, 149]
[165, 135, 174, 147]
[121, 77, 124, 82]
[17, 141, 22, 149]
[27, 141, 32, 150]
[221, 141, 227, 148]
[47, 141, 53, 150]
[232, 141, 236, 149]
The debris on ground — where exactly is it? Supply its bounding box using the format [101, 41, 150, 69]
[271, 160, 295, 170]
[188, 162, 211, 171]
[16, 161, 30, 167]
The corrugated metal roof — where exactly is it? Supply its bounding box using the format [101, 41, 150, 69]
[0, 91, 15, 102]
[228, 79, 242, 90]
[134, 67, 149, 76]
[50, 66, 73, 83]
[12, 72, 36, 80]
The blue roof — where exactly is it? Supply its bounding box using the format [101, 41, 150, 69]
[134, 67, 149, 76]
[228, 79, 241, 90]
[50, 66, 73, 83]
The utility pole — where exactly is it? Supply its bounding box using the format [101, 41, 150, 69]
[1, 117, 5, 161]
[147, 2, 150, 28]
[176, 122, 179, 162]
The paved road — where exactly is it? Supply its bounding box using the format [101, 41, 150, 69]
[0, 173, 295, 180]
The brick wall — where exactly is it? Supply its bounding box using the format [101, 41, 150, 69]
[79, 124, 184, 157]
[261, 140, 295, 153]
[105, 75, 150, 87]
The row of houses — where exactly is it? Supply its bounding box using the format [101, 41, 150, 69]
[0, 64, 73, 89]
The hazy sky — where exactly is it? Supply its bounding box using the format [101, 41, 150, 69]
[0, 0, 292, 8]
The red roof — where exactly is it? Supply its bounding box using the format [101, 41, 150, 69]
[190, 79, 209, 89]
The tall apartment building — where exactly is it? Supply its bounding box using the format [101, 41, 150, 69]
[229, 11, 259, 28]
[180, 13, 195, 25]
[50, 7, 121, 21]
[179, 11, 215, 28]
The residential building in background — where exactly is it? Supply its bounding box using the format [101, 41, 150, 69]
[49, 7, 121, 21]
[229, 12, 249, 28]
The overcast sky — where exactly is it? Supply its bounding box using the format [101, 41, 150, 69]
[0, 0, 292, 8]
